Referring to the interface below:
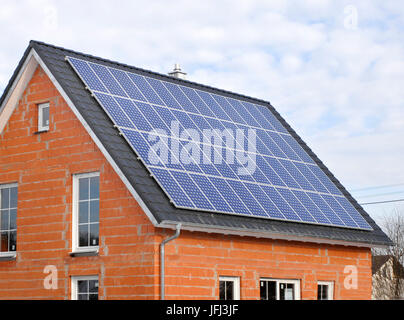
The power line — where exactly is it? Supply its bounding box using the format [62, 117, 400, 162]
[350, 183, 404, 192]
[355, 190, 404, 199]
[360, 198, 404, 206]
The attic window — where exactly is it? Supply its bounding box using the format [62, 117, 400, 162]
[38, 102, 50, 132]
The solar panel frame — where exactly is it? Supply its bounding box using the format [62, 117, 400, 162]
[66, 56, 373, 231]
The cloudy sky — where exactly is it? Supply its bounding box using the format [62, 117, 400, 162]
[0, 0, 403, 224]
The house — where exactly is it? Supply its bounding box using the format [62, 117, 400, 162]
[372, 255, 404, 300]
[0, 41, 392, 300]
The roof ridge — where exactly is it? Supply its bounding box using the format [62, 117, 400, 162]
[30, 40, 274, 107]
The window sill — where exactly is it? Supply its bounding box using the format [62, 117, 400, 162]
[0, 252, 17, 261]
[69, 248, 99, 257]
[34, 129, 49, 134]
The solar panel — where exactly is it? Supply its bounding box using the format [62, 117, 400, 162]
[67, 56, 372, 230]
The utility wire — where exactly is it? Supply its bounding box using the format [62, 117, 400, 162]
[355, 190, 404, 199]
[350, 183, 404, 192]
[360, 198, 404, 206]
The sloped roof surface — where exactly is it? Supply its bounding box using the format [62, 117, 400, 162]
[0, 40, 393, 246]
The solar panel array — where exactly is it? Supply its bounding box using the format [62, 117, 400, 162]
[67, 56, 372, 230]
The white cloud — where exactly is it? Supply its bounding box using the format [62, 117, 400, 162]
[0, 0, 403, 218]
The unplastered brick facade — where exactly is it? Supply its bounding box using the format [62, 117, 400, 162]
[0, 66, 372, 299]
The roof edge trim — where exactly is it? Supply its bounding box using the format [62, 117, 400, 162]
[0, 50, 38, 133]
[158, 220, 389, 248]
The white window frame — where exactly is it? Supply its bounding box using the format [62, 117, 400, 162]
[71, 275, 99, 300]
[317, 281, 334, 300]
[72, 172, 100, 254]
[0, 183, 18, 258]
[37, 102, 50, 132]
[219, 276, 240, 300]
[260, 278, 301, 300]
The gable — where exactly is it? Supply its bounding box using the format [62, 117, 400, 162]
[0, 49, 158, 227]
[0, 41, 393, 247]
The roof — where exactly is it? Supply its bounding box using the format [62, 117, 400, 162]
[372, 255, 404, 277]
[0, 40, 393, 247]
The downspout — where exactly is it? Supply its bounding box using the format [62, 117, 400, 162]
[160, 223, 181, 300]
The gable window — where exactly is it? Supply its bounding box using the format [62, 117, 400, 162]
[72, 173, 99, 253]
[71, 276, 99, 300]
[219, 276, 240, 300]
[38, 102, 50, 132]
[260, 278, 300, 300]
[317, 281, 334, 300]
[0, 184, 18, 256]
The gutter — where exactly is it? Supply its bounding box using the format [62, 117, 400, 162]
[157, 220, 391, 249]
[160, 223, 181, 300]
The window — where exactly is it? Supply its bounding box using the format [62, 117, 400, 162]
[260, 279, 300, 300]
[72, 173, 99, 253]
[219, 276, 240, 300]
[317, 281, 334, 300]
[0, 184, 18, 255]
[71, 276, 99, 300]
[38, 102, 50, 132]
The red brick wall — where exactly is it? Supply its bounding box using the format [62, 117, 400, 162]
[0, 65, 372, 300]
[158, 230, 371, 300]
[0, 66, 157, 299]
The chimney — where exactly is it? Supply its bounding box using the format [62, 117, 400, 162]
[168, 63, 187, 79]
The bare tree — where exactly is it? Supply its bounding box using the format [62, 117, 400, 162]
[372, 209, 404, 299]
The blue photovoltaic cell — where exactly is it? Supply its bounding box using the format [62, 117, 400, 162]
[189, 173, 232, 212]
[120, 129, 155, 165]
[254, 104, 289, 134]
[146, 77, 182, 110]
[279, 159, 315, 191]
[291, 190, 330, 225]
[67, 56, 373, 231]
[306, 193, 345, 227]
[261, 185, 300, 221]
[226, 180, 267, 217]
[127, 73, 165, 106]
[241, 101, 276, 132]
[109, 68, 146, 102]
[227, 98, 261, 128]
[277, 189, 316, 223]
[134, 101, 170, 132]
[114, 97, 151, 131]
[321, 195, 357, 228]
[94, 93, 133, 128]
[309, 166, 342, 196]
[180, 86, 216, 118]
[170, 171, 214, 211]
[294, 162, 328, 194]
[282, 134, 315, 164]
[196, 90, 232, 122]
[163, 82, 200, 114]
[335, 197, 371, 229]
[208, 177, 251, 215]
[268, 132, 300, 161]
[69, 57, 108, 93]
[244, 183, 285, 220]
[149, 167, 194, 208]
[259, 131, 288, 158]
[88, 62, 127, 97]
[212, 94, 246, 125]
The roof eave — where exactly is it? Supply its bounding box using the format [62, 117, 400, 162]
[158, 220, 392, 248]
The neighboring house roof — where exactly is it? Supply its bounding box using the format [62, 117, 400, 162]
[372, 255, 404, 277]
[0, 40, 393, 247]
